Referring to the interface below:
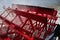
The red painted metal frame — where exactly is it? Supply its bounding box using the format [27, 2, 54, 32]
[0, 4, 57, 40]
[12, 4, 57, 16]
[0, 14, 34, 40]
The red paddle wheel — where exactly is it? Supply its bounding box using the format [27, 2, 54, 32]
[0, 4, 57, 40]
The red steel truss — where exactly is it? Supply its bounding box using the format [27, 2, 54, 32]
[0, 4, 57, 40]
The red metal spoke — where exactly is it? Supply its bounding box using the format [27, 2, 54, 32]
[19, 16, 24, 23]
